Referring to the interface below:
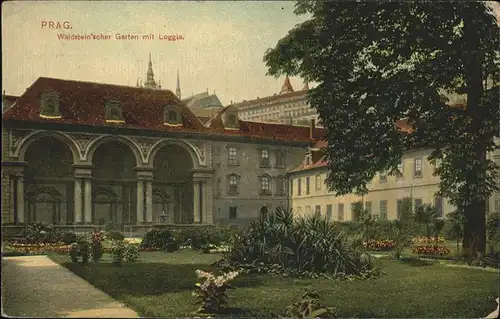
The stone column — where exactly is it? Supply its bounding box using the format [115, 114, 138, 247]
[193, 181, 200, 223]
[84, 179, 92, 224]
[74, 179, 83, 223]
[145, 180, 153, 223]
[136, 180, 144, 223]
[16, 176, 25, 223]
[204, 178, 214, 224]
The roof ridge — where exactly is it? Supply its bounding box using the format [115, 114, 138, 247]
[36, 77, 179, 96]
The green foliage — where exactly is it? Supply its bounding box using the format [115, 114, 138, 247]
[69, 240, 90, 264]
[283, 290, 336, 319]
[264, 1, 500, 256]
[106, 231, 125, 241]
[222, 207, 380, 279]
[61, 231, 77, 245]
[111, 240, 126, 266]
[91, 229, 104, 263]
[125, 245, 140, 263]
[140, 229, 177, 251]
[414, 204, 438, 238]
[486, 212, 500, 241]
[192, 269, 239, 314]
[20, 222, 61, 244]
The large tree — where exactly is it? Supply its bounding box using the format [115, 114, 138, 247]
[264, 1, 499, 256]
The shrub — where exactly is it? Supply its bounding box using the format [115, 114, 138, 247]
[69, 240, 90, 264]
[111, 240, 126, 266]
[192, 269, 238, 314]
[486, 212, 500, 241]
[61, 231, 77, 244]
[91, 229, 104, 263]
[20, 222, 61, 244]
[106, 231, 125, 241]
[125, 245, 140, 263]
[363, 239, 395, 251]
[283, 290, 336, 319]
[140, 229, 177, 251]
[222, 207, 380, 279]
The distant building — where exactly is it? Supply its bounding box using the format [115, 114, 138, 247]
[233, 76, 320, 126]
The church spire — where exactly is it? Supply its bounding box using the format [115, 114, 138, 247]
[280, 75, 294, 94]
[176, 69, 181, 99]
[144, 53, 158, 89]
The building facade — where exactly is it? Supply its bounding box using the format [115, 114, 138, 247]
[288, 138, 500, 221]
[234, 76, 320, 126]
[1, 76, 325, 233]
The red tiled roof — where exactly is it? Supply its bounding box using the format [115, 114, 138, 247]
[2, 95, 19, 110]
[2, 77, 322, 144]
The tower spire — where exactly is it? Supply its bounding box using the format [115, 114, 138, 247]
[144, 53, 158, 89]
[176, 69, 181, 99]
[280, 75, 294, 94]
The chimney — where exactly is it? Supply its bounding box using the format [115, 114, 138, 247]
[309, 119, 315, 139]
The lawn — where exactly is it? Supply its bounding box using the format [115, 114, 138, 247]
[49, 249, 499, 318]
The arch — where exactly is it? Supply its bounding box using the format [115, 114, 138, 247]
[148, 139, 201, 167]
[17, 131, 79, 163]
[86, 135, 142, 166]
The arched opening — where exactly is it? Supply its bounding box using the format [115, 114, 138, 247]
[24, 136, 74, 224]
[92, 141, 137, 229]
[153, 144, 194, 224]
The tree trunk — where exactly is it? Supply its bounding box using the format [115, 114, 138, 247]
[461, 6, 487, 257]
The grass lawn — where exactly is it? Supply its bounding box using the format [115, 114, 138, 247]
[49, 249, 499, 318]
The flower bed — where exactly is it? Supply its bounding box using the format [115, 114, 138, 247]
[412, 245, 451, 256]
[7, 242, 72, 254]
[412, 236, 445, 245]
[363, 239, 395, 251]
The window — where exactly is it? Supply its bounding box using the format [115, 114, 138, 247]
[314, 205, 321, 218]
[40, 90, 61, 118]
[105, 100, 124, 122]
[227, 113, 237, 126]
[396, 160, 404, 179]
[260, 175, 270, 194]
[338, 203, 344, 221]
[326, 204, 333, 220]
[414, 198, 423, 212]
[228, 147, 238, 165]
[380, 200, 388, 220]
[305, 206, 312, 216]
[315, 175, 321, 190]
[168, 110, 177, 122]
[275, 150, 285, 168]
[290, 179, 294, 196]
[397, 199, 404, 219]
[297, 178, 302, 196]
[435, 196, 443, 217]
[380, 171, 387, 183]
[306, 177, 310, 195]
[351, 203, 358, 220]
[260, 149, 270, 167]
[229, 206, 237, 220]
[228, 174, 239, 195]
[414, 157, 423, 178]
[163, 105, 182, 125]
[365, 201, 372, 213]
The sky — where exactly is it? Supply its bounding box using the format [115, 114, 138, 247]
[2, 0, 311, 105]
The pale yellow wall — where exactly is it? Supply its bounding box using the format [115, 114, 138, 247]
[289, 148, 458, 221]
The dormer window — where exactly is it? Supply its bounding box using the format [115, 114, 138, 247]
[163, 105, 182, 126]
[40, 90, 61, 119]
[222, 106, 239, 130]
[105, 100, 124, 123]
[305, 153, 312, 165]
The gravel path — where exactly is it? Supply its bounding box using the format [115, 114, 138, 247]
[1, 255, 139, 318]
